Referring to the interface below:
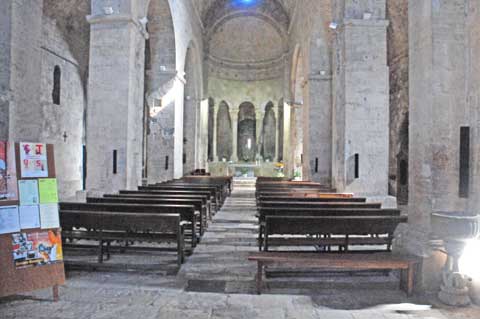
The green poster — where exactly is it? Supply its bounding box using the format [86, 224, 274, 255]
[38, 178, 58, 204]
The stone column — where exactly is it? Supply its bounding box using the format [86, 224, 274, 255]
[274, 107, 279, 162]
[212, 105, 218, 162]
[231, 109, 238, 162]
[3, 0, 44, 141]
[86, 1, 147, 194]
[332, 0, 391, 202]
[256, 111, 263, 159]
[399, 0, 480, 293]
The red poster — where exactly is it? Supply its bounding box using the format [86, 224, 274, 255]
[0, 141, 18, 201]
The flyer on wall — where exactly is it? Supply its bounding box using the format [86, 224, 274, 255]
[0, 141, 18, 201]
[19, 142, 48, 178]
[0, 206, 21, 235]
[12, 230, 63, 268]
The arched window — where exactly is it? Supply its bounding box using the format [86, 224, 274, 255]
[52, 65, 61, 105]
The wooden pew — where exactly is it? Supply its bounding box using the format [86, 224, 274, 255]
[249, 252, 418, 296]
[257, 207, 401, 250]
[103, 193, 212, 220]
[87, 197, 208, 235]
[60, 202, 199, 248]
[263, 215, 406, 252]
[257, 195, 365, 204]
[258, 201, 381, 210]
[60, 211, 185, 266]
[181, 176, 233, 194]
[139, 186, 222, 209]
[120, 189, 218, 212]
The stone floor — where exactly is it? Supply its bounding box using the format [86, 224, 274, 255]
[1, 187, 480, 318]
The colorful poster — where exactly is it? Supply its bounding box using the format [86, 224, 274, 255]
[0, 141, 18, 201]
[38, 178, 58, 204]
[19, 142, 48, 178]
[0, 206, 20, 234]
[39, 204, 60, 229]
[19, 205, 41, 229]
[18, 179, 39, 205]
[12, 230, 63, 268]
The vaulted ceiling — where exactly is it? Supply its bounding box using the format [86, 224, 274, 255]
[193, 0, 297, 28]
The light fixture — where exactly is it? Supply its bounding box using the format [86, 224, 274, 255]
[329, 22, 338, 30]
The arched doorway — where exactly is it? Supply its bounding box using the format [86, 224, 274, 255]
[238, 102, 256, 162]
[261, 102, 276, 161]
[216, 101, 232, 161]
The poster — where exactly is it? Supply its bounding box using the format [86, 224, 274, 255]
[0, 141, 18, 201]
[39, 204, 60, 229]
[0, 206, 20, 234]
[12, 230, 63, 268]
[38, 178, 58, 204]
[18, 180, 39, 205]
[19, 205, 41, 229]
[19, 142, 48, 178]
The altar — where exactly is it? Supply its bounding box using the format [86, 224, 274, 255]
[208, 161, 281, 177]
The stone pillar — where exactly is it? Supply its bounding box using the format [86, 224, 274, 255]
[397, 0, 480, 293]
[332, 0, 391, 202]
[231, 109, 238, 162]
[173, 78, 185, 179]
[274, 107, 279, 162]
[4, 0, 44, 141]
[212, 105, 218, 162]
[256, 111, 263, 160]
[86, 1, 147, 194]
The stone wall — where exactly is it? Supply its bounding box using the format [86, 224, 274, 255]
[0, 0, 12, 140]
[40, 17, 85, 200]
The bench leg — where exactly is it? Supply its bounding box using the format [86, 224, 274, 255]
[98, 240, 104, 263]
[406, 265, 414, 297]
[52, 285, 59, 302]
[256, 262, 263, 294]
[258, 226, 263, 251]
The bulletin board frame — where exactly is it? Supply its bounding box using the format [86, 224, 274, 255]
[0, 143, 64, 300]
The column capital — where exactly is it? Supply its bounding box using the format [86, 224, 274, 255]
[87, 14, 149, 39]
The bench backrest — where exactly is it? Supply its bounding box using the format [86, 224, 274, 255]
[258, 202, 381, 209]
[265, 215, 407, 236]
[61, 211, 181, 234]
[257, 196, 364, 202]
[258, 208, 400, 221]
[87, 197, 202, 210]
[104, 193, 208, 204]
[60, 202, 195, 217]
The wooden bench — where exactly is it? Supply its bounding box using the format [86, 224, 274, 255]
[263, 215, 406, 252]
[257, 208, 401, 250]
[60, 211, 185, 266]
[87, 197, 208, 233]
[120, 189, 218, 212]
[258, 201, 381, 210]
[60, 202, 200, 248]
[104, 193, 212, 219]
[138, 186, 222, 210]
[248, 252, 418, 296]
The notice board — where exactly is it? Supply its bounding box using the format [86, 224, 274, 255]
[0, 143, 64, 300]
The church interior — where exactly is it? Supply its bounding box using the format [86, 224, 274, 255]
[1, 0, 480, 318]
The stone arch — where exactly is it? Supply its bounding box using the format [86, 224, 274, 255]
[217, 101, 233, 161]
[261, 101, 276, 161]
[238, 102, 257, 162]
[146, 0, 176, 102]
